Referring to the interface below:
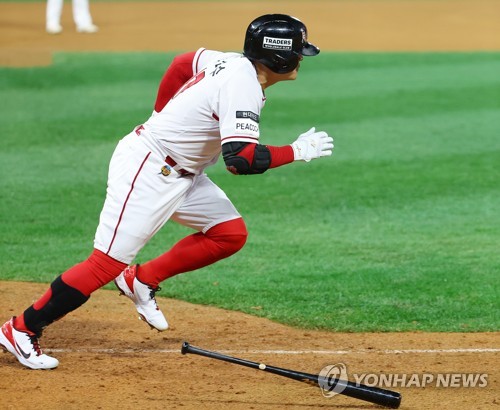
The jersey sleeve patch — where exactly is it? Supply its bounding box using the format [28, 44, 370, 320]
[235, 120, 259, 135]
[236, 111, 259, 123]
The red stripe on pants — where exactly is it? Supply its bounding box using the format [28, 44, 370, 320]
[106, 151, 151, 255]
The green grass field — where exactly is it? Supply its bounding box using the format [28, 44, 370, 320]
[1, 52, 499, 332]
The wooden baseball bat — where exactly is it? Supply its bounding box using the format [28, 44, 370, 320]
[181, 342, 401, 408]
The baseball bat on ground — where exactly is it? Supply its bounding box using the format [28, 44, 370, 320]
[181, 341, 401, 409]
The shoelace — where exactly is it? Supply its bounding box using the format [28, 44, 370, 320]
[148, 286, 162, 311]
[29, 335, 43, 356]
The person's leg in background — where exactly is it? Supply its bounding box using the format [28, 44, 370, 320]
[46, 0, 63, 34]
[73, 0, 99, 33]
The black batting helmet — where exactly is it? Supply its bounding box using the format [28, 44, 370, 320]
[243, 14, 320, 74]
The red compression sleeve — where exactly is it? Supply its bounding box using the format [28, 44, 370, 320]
[267, 145, 294, 168]
[61, 249, 127, 296]
[235, 143, 294, 169]
[138, 218, 248, 288]
[154, 51, 197, 112]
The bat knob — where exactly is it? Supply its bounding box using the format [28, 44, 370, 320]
[181, 341, 190, 355]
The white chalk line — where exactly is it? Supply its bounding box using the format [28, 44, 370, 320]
[45, 347, 500, 355]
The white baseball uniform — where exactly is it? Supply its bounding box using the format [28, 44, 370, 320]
[94, 49, 265, 263]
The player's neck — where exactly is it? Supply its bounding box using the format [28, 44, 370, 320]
[253, 62, 296, 90]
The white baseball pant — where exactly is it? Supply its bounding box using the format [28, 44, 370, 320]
[94, 132, 241, 264]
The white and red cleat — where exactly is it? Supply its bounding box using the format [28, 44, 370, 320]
[114, 265, 168, 331]
[0, 318, 59, 370]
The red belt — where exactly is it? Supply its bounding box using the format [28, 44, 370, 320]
[165, 156, 194, 176]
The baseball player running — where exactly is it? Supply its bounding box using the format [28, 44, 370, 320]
[0, 14, 333, 369]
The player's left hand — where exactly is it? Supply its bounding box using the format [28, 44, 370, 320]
[291, 127, 334, 162]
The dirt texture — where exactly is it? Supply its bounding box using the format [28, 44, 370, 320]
[0, 282, 499, 409]
[1, 0, 500, 66]
[1, 1, 499, 409]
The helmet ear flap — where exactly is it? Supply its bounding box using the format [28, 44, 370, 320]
[272, 52, 300, 73]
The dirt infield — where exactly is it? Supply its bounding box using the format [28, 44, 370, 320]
[1, 0, 500, 66]
[1, 1, 499, 409]
[0, 282, 498, 409]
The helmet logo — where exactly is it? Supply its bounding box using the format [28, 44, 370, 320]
[301, 28, 307, 43]
[263, 36, 293, 50]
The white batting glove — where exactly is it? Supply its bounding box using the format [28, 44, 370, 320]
[291, 127, 334, 162]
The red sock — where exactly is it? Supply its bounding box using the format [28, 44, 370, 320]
[14, 286, 56, 332]
[14, 249, 126, 332]
[13, 315, 34, 334]
[138, 218, 248, 288]
[62, 249, 127, 296]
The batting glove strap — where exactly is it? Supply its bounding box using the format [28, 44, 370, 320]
[291, 127, 334, 162]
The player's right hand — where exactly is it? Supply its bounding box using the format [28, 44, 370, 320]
[291, 127, 334, 162]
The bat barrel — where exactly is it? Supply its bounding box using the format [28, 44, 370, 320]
[333, 378, 401, 408]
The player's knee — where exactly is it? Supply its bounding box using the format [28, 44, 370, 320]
[227, 218, 248, 249]
[221, 219, 248, 255]
[207, 218, 248, 257]
[227, 226, 248, 254]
